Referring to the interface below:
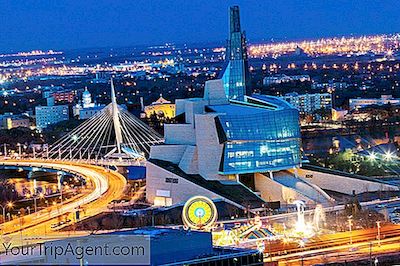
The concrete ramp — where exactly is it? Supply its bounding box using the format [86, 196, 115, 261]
[273, 171, 334, 205]
[296, 164, 399, 195]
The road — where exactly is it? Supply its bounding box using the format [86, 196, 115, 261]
[263, 223, 400, 265]
[217, 197, 400, 264]
[0, 160, 126, 248]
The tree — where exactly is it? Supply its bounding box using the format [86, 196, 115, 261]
[0, 179, 19, 204]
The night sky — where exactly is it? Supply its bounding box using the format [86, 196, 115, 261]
[1, 0, 400, 52]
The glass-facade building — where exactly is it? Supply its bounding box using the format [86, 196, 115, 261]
[209, 96, 302, 175]
[220, 6, 250, 101]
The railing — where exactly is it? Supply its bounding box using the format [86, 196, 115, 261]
[0, 156, 146, 167]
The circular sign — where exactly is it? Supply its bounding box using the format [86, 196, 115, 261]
[182, 196, 218, 230]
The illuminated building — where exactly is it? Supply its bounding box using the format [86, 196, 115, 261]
[349, 95, 400, 110]
[311, 81, 348, 90]
[0, 113, 31, 129]
[332, 108, 348, 121]
[73, 88, 105, 119]
[35, 104, 69, 130]
[42, 86, 75, 103]
[52, 90, 75, 103]
[82, 88, 94, 108]
[144, 96, 175, 118]
[147, 79, 304, 209]
[220, 6, 250, 101]
[281, 92, 332, 115]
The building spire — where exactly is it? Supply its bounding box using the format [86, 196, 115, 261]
[220, 5, 250, 101]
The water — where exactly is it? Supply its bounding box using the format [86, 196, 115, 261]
[302, 128, 400, 155]
[313, 204, 326, 231]
[293, 200, 306, 232]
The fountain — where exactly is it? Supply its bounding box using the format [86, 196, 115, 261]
[292, 200, 314, 237]
[293, 200, 306, 232]
[313, 204, 326, 231]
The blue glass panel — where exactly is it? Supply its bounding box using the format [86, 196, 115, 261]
[218, 109, 301, 141]
[217, 109, 302, 174]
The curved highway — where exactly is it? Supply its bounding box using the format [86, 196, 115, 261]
[0, 160, 126, 245]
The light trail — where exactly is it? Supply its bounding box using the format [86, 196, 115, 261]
[0, 159, 126, 250]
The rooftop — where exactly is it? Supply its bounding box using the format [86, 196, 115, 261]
[207, 103, 268, 115]
[103, 226, 262, 265]
[247, 94, 294, 110]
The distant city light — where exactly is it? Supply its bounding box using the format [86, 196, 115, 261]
[248, 34, 400, 58]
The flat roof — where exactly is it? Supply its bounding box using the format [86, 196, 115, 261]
[249, 94, 294, 109]
[107, 227, 200, 238]
[207, 103, 269, 115]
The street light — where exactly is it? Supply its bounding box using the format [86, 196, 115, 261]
[32, 179, 38, 214]
[0, 202, 13, 223]
[368, 152, 377, 161]
[376, 221, 381, 247]
[57, 172, 63, 204]
[348, 216, 353, 246]
[3, 143, 9, 157]
[17, 143, 21, 157]
[18, 211, 23, 245]
[384, 151, 394, 161]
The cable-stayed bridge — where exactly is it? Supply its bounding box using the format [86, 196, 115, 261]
[45, 79, 163, 165]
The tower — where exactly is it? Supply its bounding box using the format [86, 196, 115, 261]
[82, 87, 93, 108]
[110, 78, 123, 154]
[220, 6, 250, 101]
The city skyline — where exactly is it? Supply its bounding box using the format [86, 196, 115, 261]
[1, 0, 400, 52]
[3, 2, 400, 265]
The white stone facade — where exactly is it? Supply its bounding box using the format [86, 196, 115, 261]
[146, 161, 241, 208]
[150, 80, 228, 181]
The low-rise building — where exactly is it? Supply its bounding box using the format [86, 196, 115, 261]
[35, 104, 69, 130]
[144, 96, 175, 118]
[42, 86, 63, 98]
[79, 106, 104, 120]
[37, 227, 263, 266]
[42, 86, 76, 103]
[0, 113, 31, 129]
[349, 95, 400, 110]
[113, 228, 263, 266]
[311, 81, 349, 90]
[280, 92, 332, 115]
[52, 90, 75, 103]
